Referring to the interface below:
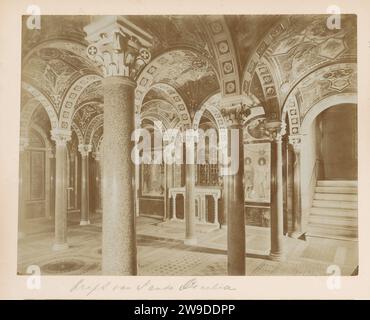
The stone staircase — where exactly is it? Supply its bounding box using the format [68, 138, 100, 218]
[306, 180, 358, 241]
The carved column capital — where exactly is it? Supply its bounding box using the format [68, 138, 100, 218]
[265, 121, 286, 142]
[220, 95, 253, 128]
[51, 129, 71, 146]
[84, 16, 153, 78]
[78, 144, 92, 157]
[221, 104, 251, 128]
[289, 134, 303, 154]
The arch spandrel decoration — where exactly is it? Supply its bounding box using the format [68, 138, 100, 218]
[84, 114, 104, 145]
[242, 18, 289, 96]
[192, 93, 227, 131]
[135, 48, 217, 125]
[21, 82, 59, 129]
[59, 74, 102, 130]
[22, 39, 97, 70]
[203, 16, 241, 97]
[283, 62, 357, 136]
[71, 122, 84, 146]
[137, 81, 191, 128]
[141, 99, 176, 131]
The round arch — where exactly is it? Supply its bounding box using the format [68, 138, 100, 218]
[21, 82, 59, 129]
[301, 93, 357, 135]
[59, 74, 102, 130]
[192, 93, 227, 131]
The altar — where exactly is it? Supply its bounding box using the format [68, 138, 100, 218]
[168, 186, 221, 225]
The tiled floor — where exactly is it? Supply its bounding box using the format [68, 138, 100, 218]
[17, 215, 358, 276]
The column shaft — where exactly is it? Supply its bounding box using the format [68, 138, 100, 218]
[185, 163, 197, 245]
[102, 76, 137, 275]
[225, 128, 246, 275]
[172, 195, 177, 220]
[292, 146, 302, 236]
[270, 137, 285, 259]
[80, 154, 90, 225]
[53, 142, 69, 250]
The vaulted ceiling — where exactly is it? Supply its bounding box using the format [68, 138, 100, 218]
[20, 14, 357, 150]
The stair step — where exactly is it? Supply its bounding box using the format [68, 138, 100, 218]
[309, 214, 357, 227]
[317, 180, 357, 187]
[313, 199, 357, 209]
[310, 207, 357, 218]
[307, 223, 358, 240]
[315, 186, 357, 194]
[314, 193, 357, 201]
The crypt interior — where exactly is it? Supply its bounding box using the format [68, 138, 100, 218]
[18, 15, 358, 276]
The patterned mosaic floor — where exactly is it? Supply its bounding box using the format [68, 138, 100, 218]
[17, 215, 358, 276]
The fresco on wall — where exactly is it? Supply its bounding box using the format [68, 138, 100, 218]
[141, 164, 165, 197]
[244, 142, 271, 203]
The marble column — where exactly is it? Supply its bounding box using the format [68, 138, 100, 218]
[84, 16, 152, 275]
[51, 129, 71, 251]
[220, 100, 250, 275]
[171, 194, 177, 220]
[213, 195, 219, 225]
[266, 121, 286, 260]
[93, 151, 102, 214]
[289, 135, 302, 238]
[44, 148, 54, 219]
[78, 144, 92, 225]
[185, 160, 197, 244]
[18, 138, 29, 239]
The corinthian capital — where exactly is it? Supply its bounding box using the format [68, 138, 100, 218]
[84, 16, 153, 78]
[289, 134, 302, 153]
[220, 96, 251, 128]
[78, 144, 92, 157]
[51, 129, 71, 146]
[265, 121, 286, 142]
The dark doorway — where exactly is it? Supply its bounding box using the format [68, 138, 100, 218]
[318, 104, 357, 180]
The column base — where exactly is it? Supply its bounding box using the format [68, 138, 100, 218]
[220, 224, 227, 230]
[52, 242, 69, 251]
[80, 220, 90, 226]
[289, 231, 304, 239]
[268, 251, 286, 262]
[184, 238, 197, 246]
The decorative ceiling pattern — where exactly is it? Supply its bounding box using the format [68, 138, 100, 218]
[72, 102, 103, 137]
[225, 15, 281, 74]
[127, 15, 215, 59]
[20, 15, 357, 148]
[59, 74, 102, 129]
[193, 93, 226, 131]
[283, 62, 356, 135]
[135, 49, 219, 113]
[22, 48, 98, 113]
[141, 99, 178, 130]
[267, 15, 356, 93]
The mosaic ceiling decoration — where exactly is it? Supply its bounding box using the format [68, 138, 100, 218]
[225, 15, 281, 74]
[20, 15, 357, 146]
[267, 15, 356, 91]
[22, 48, 99, 112]
[127, 15, 215, 59]
[72, 102, 103, 137]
